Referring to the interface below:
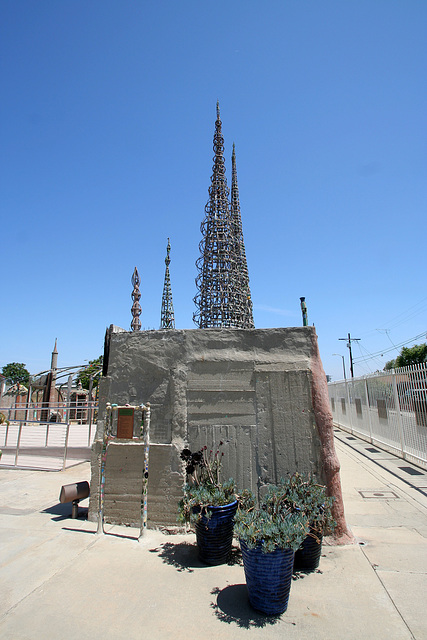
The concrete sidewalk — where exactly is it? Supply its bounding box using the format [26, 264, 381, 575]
[0, 431, 426, 640]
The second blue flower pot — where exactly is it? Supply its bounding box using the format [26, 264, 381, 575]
[240, 540, 295, 615]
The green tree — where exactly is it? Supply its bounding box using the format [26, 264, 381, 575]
[395, 343, 427, 368]
[76, 356, 103, 390]
[1, 363, 30, 385]
[384, 343, 427, 370]
[384, 359, 396, 371]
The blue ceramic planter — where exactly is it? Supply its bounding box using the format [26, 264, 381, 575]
[194, 500, 238, 565]
[240, 540, 295, 615]
[294, 530, 323, 572]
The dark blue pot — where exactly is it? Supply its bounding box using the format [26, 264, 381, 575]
[194, 500, 238, 565]
[293, 530, 323, 572]
[240, 540, 295, 615]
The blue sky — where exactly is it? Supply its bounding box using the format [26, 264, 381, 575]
[1, 1, 426, 381]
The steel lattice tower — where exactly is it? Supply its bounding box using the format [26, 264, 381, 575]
[231, 143, 254, 328]
[160, 238, 175, 329]
[194, 103, 252, 328]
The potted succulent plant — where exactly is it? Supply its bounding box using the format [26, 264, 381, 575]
[234, 484, 309, 615]
[281, 472, 336, 572]
[178, 443, 238, 565]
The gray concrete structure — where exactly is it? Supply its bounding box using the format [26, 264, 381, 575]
[89, 326, 328, 528]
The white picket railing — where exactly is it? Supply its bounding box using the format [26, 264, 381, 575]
[0, 403, 97, 471]
[328, 363, 427, 469]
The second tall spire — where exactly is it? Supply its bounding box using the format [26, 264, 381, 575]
[194, 103, 254, 329]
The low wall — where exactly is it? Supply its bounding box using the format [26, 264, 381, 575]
[88, 327, 327, 528]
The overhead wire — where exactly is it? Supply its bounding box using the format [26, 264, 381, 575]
[336, 299, 426, 377]
[354, 341, 384, 371]
[375, 296, 427, 332]
[356, 296, 427, 339]
[353, 330, 427, 363]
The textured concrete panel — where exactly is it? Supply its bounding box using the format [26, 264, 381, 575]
[187, 424, 256, 495]
[255, 369, 321, 486]
[146, 443, 183, 528]
[103, 442, 144, 527]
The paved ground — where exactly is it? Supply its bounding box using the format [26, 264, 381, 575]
[0, 428, 426, 639]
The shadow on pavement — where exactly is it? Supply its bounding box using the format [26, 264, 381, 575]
[61, 526, 139, 541]
[149, 541, 200, 572]
[42, 502, 88, 522]
[149, 541, 244, 572]
[210, 585, 285, 628]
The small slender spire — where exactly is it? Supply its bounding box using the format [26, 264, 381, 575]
[50, 338, 58, 369]
[160, 238, 175, 329]
[131, 267, 142, 331]
[231, 143, 254, 328]
[49, 338, 58, 407]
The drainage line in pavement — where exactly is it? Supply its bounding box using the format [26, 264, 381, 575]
[358, 543, 416, 640]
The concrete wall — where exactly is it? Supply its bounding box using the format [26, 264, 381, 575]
[88, 327, 324, 528]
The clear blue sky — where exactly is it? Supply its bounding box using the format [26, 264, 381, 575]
[1, 1, 426, 382]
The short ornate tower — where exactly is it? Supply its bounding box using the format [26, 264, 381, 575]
[131, 267, 142, 331]
[160, 238, 175, 329]
[194, 103, 253, 328]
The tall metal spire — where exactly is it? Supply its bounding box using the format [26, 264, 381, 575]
[131, 267, 142, 331]
[193, 102, 250, 328]
[160, 238, 175, 329]
[231, 143, 254, 328]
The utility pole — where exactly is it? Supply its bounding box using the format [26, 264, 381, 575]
[339, 333, 360, 378]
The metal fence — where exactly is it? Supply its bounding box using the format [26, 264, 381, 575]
[0, 402, 98, 471]
[328, 363, 427, 469]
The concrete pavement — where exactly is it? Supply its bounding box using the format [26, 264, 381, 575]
[0, 429, 426, 639]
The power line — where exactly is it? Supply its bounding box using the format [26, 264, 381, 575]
[355, 341, 384, 372]
[353, 330, 427, 363]
[357, 296, 427, 339]
[376, 296, 427, 332]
